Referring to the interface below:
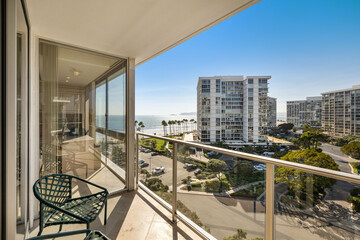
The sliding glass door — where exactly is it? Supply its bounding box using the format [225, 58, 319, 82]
[94, 64, 127, 186]
[39, 40, 127, 196]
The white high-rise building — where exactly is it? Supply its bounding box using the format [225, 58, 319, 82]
[287, 96, 322, 128]
[268, 97, 277, 128]
[197, 75, 271, 144]
[322, 85, 360, 136]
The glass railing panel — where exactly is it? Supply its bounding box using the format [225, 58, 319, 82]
[138, 135, 173, 206]
[176, 143, 266, 240]
[274, 166, 360, 239]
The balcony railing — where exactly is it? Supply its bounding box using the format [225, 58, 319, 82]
[136, 132, 360, 240]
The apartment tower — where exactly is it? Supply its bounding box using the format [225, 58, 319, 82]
[286, 96, 322, 128]
[197, 76, 271, 144]
[322, 85, 360, 136]
[268, 97, 277, 128]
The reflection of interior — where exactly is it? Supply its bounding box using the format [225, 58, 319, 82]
[39, 41, 127, 192]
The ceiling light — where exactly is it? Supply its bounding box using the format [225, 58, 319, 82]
[66, 80, 69, 83]
[73, 71, 80, 76]
[66, 76, 71, 79]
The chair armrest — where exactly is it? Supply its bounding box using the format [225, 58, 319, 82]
[69, 175, 109, 194]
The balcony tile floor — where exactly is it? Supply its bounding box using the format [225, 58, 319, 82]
[27, 188, 201, 240]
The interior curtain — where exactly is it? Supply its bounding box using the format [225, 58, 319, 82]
[39, 42, 59, 175]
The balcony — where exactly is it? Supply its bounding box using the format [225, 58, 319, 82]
[4, 0, 360, 239]
[21, 132, 360, 240]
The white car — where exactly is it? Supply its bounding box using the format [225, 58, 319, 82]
[152, 167, 165, 175]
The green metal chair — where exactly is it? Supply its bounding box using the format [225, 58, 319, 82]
[33, 174, 109, 236]
[27, 229, 110, 240]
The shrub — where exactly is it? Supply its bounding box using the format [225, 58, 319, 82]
[341, 142, 360, 159]
[191, 182, 202, 188]
[204, 179, 230, 192]
[142, 178, 169, 192]
[349, 188, 360, 213]
[351, 162, 360, 173]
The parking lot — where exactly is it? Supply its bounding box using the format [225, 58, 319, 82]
[139, 152, 197, 186]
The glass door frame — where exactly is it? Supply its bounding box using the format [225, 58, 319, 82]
[94, 60, 128, 188]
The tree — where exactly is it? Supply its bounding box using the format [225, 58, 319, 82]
[183, 119, 188, 131]
[138, 121, 145, 132]
[207, 159, 227, 192]
[161, 120, 168, 136]
[190, 119, 195, 130]
[233, 160, 253, 179]
[278, 123, 294, 132]
[167, 120, 172, 135]
[302, 123, 312, 132]
[275, 149, 339, 204]
[341, 142, 360, 159]
[241, 145, 254, 154]
[151, 140, 157, 150]
[297, 128, 326, 149]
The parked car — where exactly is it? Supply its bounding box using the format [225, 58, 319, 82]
[151, 152, 159, 156]
[139, 159, 145, 164]
[144, 149, 151, 153]
[140, 148, 146, 153]
[152, 167, 165, 175]
[140, 162, 149, 168]
[194, 169, 202, 175]
[183, 163, 190, 168]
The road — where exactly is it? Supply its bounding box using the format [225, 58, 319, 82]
[321, 143, 357, 173]
[178, 193, 331, 240]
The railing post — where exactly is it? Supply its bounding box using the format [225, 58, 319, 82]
[172, 142, 177, 223]
[265, 163, 275, 240]
[136, 133, 139, 189]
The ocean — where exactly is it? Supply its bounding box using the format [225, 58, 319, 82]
[97, 112, 285, 135]
[96, 114, 197, 135]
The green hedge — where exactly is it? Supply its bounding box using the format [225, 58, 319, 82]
[204, 179, 230, 192]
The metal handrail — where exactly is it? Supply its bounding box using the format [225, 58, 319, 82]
[136, 131, 360, 240]
[137, 132, 360, 185]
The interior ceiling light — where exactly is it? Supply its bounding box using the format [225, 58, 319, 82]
[73, 71, 80, 76]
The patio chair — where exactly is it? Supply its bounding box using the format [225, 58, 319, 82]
[27, 229, 110, 240]
[33, 174, 108, 236]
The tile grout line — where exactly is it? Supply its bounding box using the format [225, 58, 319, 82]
[144, 213, 157, 239]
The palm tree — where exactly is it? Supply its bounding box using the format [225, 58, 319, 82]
[138, 121, 145, 132]
[190, 119, 195, 131]
[161, 120, 168, 136]
[183, 119, 188, 132]
[193, 120, 197, 131]
[168, 120, 172, 135]
[177, 120, 181, 134]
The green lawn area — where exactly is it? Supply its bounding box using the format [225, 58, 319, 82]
[140, 138, 168, 152]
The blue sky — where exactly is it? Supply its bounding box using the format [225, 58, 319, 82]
[135, 0, 360, 115]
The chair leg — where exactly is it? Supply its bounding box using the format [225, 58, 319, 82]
[37, 225, 43, 236]
[87, 222, 90, 229]
[59, 223, 63, 232]
[104, 200, 107, 225]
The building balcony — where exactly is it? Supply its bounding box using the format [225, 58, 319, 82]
[19, 132, 360, 240]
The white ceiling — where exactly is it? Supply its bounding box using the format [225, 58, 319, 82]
[26, 0, 261, 66]
[57, 46, 119, 87]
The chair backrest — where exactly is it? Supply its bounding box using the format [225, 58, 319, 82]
[33, 174, 72, 207]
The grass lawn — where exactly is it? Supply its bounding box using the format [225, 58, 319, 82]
[140, 138, 168, 152]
